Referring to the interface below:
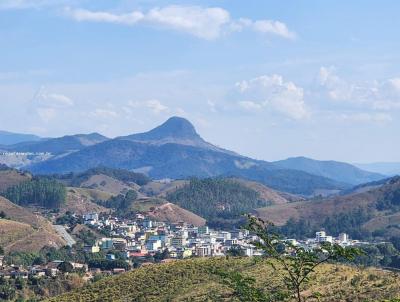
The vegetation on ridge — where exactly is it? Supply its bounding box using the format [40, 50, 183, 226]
[166, 177, 267, 227]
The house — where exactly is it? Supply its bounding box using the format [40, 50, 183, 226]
[146, 239, 162, 251]
[112, 268, 126, 274]
[84, 244, 100, 253]
[84, 213, 99, 225]
[171, 236, 186, 248]
[196, 245, 211, 257]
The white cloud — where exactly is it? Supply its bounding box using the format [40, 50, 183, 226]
[207, 100, 217, 113]
[128, 99, 169, 114]
[235, 74, 309, 120]
[238, 100, 263, 111]
[34, 87, 74, 108]
[318, 66, 400, 110]
[65, 5, 295, 40]
[29, 87, 74, 123]
[233, 18, 296, 39]
[88, 108, 119, 119]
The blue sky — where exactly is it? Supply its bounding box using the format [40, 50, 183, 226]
[1, 0, 400, 163]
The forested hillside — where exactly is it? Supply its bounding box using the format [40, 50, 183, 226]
[257, 176, 400, 241]
[166, 178, 267, 227]
[2, 177, 66, 208]
[53, 167, 150, 187]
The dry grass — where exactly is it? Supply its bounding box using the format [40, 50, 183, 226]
[148, 202, 206, 226]
[0, 169, 31, 192]
[61, 187, 110, 215]
[80, 174, 137, 195]
[46, 257, 400, 302]
[0, 196, 66, 252]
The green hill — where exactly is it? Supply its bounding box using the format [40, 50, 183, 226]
[46, 257, 400, 302]
[256, 176, 400, 240]
[166, 178, 269, 227]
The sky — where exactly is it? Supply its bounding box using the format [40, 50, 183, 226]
[1, 0, 400, 163]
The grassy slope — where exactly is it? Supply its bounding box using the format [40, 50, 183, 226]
[256, 178, 400, 232]
[231, 177, 304, 205]
[0, 169, 31, 192]
[80, 174, 139, 195]
[140, 180, 188, 197]
[62, 187, 110, 215]
[46, 257, 400, 302]
[0, 196, 65, 252]
[129, 197, 206, 226]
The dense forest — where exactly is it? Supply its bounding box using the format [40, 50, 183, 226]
[97, 190, 138, 213]
[52, 166, 150, 186]
[279, 208, 374, 240]
[166, 178, 267, 227]
[1, 177, 66, 208]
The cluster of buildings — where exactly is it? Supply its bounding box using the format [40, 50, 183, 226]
[0, 259, 87, 280]
[82, 213, 259, 259]
[0, 212, 361, 280]
[287, 230, 357, 249]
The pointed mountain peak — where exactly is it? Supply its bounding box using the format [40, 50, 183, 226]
[118, 116, 235, 154]
[153, 116, 199, 139]
[122, 116, 202, 143]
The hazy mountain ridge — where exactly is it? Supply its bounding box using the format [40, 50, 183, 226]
[27, 137, 347, 195]
[355, 162, 400, 176]
[273, 156, 386, 185]
[0, 130, 42, 145]
[0, 117, 384, 196]
[3, 132, 109, 155]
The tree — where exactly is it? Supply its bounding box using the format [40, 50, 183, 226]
[0, 246, 4, 255]
[58, 261, 74, 273]
[0, 211, 6, 219]
[220, 215, 363, 302]
[227, 245, 246, 257]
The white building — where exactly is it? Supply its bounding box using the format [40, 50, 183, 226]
[338, 233, 349, 243]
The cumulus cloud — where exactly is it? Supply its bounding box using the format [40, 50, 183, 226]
[128, 99, 169, 114]
[29, 87, 74, 123]
[64, 5, 295, 40]
[34, 87, 74, 108]
[318, 66, 400, 110]
[235, 74, 309, 120]
[232, 18, 295, 39]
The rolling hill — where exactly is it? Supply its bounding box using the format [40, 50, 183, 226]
[256, 176, 400, 239]
[273, 156, 386, 185]
[45, 257, 400, 302]
[0, 196, 65, 252]
[26, 117, 348, 196]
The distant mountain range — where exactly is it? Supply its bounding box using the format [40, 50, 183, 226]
[1, 133, 108, 155]
[355, 162, 400, 176]
[273, 156, 385, 185]
[0, 117, 389, 196]
[0, 130, 42, 145]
